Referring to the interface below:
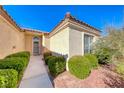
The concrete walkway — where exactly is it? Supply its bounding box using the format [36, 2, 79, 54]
[19, 56, 53, 88]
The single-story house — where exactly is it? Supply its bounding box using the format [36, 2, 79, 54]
[0, 6, 100, 60]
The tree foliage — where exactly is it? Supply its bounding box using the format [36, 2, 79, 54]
[93, 27, 124, 64]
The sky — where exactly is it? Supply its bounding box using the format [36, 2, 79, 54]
[3, 5, 124, 35]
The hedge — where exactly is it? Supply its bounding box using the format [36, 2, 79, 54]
[9, 57, 29, 67]
[68, 56, 91, 79]
[43, 52, 52, 60]
[44, 56, 56, 65]
[0, 57, 26, 74]
[0, 69, 18, 88]
[84, 54, 98, 69]
[0, 51, 30, 78]
[48, 56, 66, 77]
[5, 51, 30, 61]
[0, 51, 30, 88]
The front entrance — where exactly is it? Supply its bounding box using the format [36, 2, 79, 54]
[33, 37, 40, 55]
[33, 42, 39, 55]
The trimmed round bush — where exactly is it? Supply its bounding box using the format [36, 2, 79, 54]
[48, 56, 66, 77]
[0, 69, 18, 88]
[68, 56, 91, 79]
[84, 54, 98, 69]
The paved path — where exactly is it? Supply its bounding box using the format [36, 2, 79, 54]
[19, 56, 53, 88]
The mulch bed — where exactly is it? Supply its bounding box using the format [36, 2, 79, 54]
[54, 66, 124, 88]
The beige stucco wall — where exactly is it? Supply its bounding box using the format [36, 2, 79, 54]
[49, 26, 100, 59]
[25, 34, 33, 55]
[69, 28, 83, 58]
[69, 27, 99, 58]
[25, 34, 43, 55]
[0, 15, 25, 59]
[39, 37, 43, 54]
[50, 27, 69, 58]
[42, 34, 50, 52]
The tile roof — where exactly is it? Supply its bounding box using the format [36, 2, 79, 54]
[0, 5, 47, 34]
[0, 5, 22, 31]
[66, 12, 101, 32]
[51, 12, 101, 33]
[0, 6, 101, 35]
[22, 28, 49, 34]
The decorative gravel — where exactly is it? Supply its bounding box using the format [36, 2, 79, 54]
[54, 67, 124, 88]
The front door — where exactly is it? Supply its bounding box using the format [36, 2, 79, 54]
[33, 41, 39, 55]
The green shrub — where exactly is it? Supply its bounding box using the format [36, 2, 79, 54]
[5, 51, 30, 61]
[94, 48, 113, 64]
[9, 57, 29, 67]
[43, 52, 52, 60]
[0, 76, 5, 88]
[44, 56, 56, 65]
[0, 57, 29, 81]
[0, 51, 30, 88]
[48, 56, 65, 64]
[0, 57, 26, 74]
[115, 62, 124, 75]
[48, 56, 66, 77]
[84, 54, 98, 69]
[68, 56, 91, 79]
[0, 69, 18, 88]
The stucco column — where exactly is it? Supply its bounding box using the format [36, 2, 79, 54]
[82, 32, 84, 55]
[66, 58, 69, 71]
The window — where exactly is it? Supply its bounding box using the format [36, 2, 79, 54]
[33, 36, 39, 41]
[84, 34, 93, 54]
